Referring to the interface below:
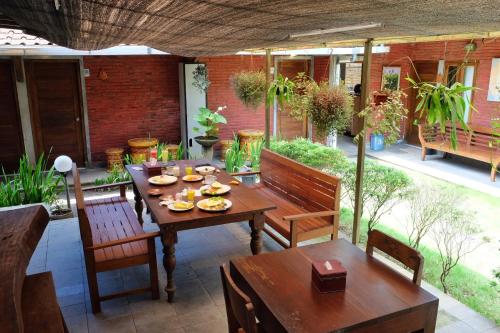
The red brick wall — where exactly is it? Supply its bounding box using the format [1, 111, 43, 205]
[370, 39, 500, 127]
[200, 55, 266, 140]
[313, 56, 330, 82]
[83, 55, 182, 162]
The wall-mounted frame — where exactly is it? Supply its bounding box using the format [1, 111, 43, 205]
[487, 58, 500, 102]
[381, 66, 401, 91]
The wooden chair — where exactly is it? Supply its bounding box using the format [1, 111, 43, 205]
[220, 264, 263, 333]
[366, 229, 424, 285]
[72, 164, 160, 313]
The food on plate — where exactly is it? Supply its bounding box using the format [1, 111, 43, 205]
[173, 201, 194, 210]
[183, 174, 203, 181]
[229, 180, 239, 185]
[200, 181, 230, 195]
[196, 166, 215, 175]
[200, 197, 226, 210]
[211, 181, 222, 189]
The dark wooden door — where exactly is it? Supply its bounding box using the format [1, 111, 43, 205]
[406, 62, 438, 145]
[26, 60, 85, 165]
[276, 59, 311, 139]
[0, 60, 24, 172]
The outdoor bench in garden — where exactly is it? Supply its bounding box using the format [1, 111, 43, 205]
[72, 164, 160, 313]
[0, 205, 68, 333]
[418, 124, 500, 181]
[232, 149, 341, 248]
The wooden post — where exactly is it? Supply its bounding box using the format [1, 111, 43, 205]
[265, 49, 272, 148]
[352, 39, 373, 244]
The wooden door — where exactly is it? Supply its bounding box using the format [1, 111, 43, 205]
[26, 60, 85, 165]
[0, 60, 24, 172]
[276, 59, 311, 139]
[406, 62, 438, 145]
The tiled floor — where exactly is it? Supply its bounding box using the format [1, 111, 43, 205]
[28, 211, 498, 333]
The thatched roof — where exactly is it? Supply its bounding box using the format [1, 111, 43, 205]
[0, 1, 499, 56]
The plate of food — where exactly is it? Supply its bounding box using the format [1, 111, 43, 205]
[195, 165, 215, 175]
[147, 188, 164, 196]
[182, 174, 204, 182]
[167, 201, 194, 212]
[197, 197, 232, 212]
[200, 181, 231, 195]
[148, 175, 177, 185]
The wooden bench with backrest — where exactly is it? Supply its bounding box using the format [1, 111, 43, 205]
[366, 229, 424, 285]
[233, 149, 341, 248]
[418, 124, 500, 181]
[0, 205, 68, 333]
[72, 164, 160, 313]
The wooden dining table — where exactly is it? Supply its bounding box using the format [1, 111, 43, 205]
[126, 160, 276, 302]
[230, 239, 439, 333]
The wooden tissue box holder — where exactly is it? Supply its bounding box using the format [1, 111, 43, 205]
[142, 161, 162, 176]
[311, 259, 347, 293]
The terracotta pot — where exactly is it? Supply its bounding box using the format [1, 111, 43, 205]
[219, 140, 234, 161]
[127, 138, 158, 163]
[237, 129, 264, 160]
[105, 147, 124, 172]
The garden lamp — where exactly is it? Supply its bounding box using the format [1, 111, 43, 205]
[54, 155, 72, 210]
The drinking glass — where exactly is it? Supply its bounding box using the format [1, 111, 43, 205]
[185, 165, 193, 175]
[205, 175, 216, 185]
[187, 188, 195, 202]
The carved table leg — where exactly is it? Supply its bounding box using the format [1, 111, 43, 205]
[161, 229, 178, 302]
[132, 183, 144, 225]
[249, 213, 264, 255]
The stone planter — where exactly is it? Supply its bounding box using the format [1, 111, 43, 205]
[238, 129, 264, 160]
[194, 136, 219, 160]
[128, 138, 158, 163]
[50, 207, 73, 220]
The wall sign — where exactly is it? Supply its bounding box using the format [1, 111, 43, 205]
[381, 66, 401, 91]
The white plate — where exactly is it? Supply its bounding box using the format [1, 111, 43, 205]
[182, 175, 204, 182]
[195, 166, 215, 174]
[197, 198, 232, 212]
[166, 201, 194, 212]
[200, 184, 231, 195]
[148, 175, 178, 185]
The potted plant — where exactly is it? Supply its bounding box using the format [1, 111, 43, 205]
[359, 90, 409, 151]
[231, 71, 266, 109]
[406, 78, 474, 150]
[267, 74, 295, 135]
[192, 64, 210, 93]
[193, 106, 227, 159]
[308, 82, 353, 146]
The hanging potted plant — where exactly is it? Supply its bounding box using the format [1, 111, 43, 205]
[192, 64, 210, 93]
[308, 82, 353, 145]
[406, 78, 475, 150]
[287, 72, 317, 121]
[358, 90, 409, 151]
[231, 71, 266, 109]
[193, 106, 227, 159]
[267, 74, 295, 135]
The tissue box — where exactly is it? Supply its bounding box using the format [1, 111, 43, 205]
[142, 161, 163, 176]
[311, 259, 347, 293]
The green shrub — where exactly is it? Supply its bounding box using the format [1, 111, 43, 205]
[225, 136, 246, 173]
[94, 165, 131, 188]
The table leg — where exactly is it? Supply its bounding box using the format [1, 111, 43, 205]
[161, 230, 178, 302]
[249, 213, 264, 255]
[132, 183, 143, 225]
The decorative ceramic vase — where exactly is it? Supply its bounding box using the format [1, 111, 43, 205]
[194, 136, 219, 160]
[128, 138, 158, 163]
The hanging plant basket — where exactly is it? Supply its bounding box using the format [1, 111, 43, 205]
[231, 70, 266, 109]
[192, 64, 210, 93]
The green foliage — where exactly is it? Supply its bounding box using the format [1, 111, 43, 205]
[192, 64, 210, 93]
[176, 143, 185, 160]
[231, 71, 266, 109]
[287, 72, 317, 120]
[407, 78, 475, 150]
[342, 161, 412, 231]
[308, 82, 353, 138]
[249, 139, 264, 171]
[267, 74, 295, 111]
[382, 73, 399, 91]
[124, 153, 143, 165]
[193, 106, 227, 137]
[358, 90, 409, 145]
[94, 165, 131, 188]
[225, 136, 246, 173]
[0, 154, 62, 207]
[270, 138, 349, 171]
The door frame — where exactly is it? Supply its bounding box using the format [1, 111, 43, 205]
[24, 58, 89, 165]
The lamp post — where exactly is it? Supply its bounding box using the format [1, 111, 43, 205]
[54, 155, 73, 210]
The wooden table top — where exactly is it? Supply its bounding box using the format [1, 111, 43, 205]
[126, 160, 275, 230]
[230, 239, 439, 333]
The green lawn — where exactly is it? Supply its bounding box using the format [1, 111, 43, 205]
[339, 209, 500, 324]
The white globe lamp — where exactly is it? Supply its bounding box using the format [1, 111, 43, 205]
[54, 155, 73, 210]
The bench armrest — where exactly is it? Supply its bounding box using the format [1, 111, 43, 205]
[283, 210, 339, 221]
[82, 181, 133, 192]
[86, 231, 160, 251]
[229, 171, 261, 177]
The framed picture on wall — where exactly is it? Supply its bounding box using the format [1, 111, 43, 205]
[381, 66, 401, 91]
[487, 58, 500, 102]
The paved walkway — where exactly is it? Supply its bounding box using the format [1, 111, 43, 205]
[28, 198, 498, 333]
[337, 136, 500, 197]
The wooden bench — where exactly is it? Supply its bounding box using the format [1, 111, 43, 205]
[72, 164, 160, 313]
[0, 205, 67, 333]
[418, 124, 500, 181]
[233, 149, 341, 248]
